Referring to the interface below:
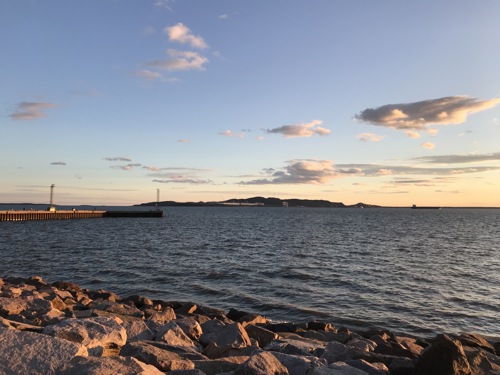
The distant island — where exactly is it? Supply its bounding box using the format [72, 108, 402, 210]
[136, 196, 380, 208]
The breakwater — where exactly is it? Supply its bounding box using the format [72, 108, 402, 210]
[0, 209, 163, 221]
[1, 276, 499, 374]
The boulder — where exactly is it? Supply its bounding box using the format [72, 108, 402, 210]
[327, 362, 373, 374]
[270, 351, 327, 375]
[56, 355, 165, 375]
[122, 319, 155, 342]
[344, 359, 389, 374]
[120, 341, 195, 371]
[199, 321, 251, 349]
[176, 316, 203, 340]
[307, 321, 336, 332]
[414, 333, 472, 375]
[155, 321, 198, 348]
[0, 296, 28, 316]
[457, 333, 496, 354]
[233, 351, 289, 375]
[146, 306, 176, 324]
[89, 299, 144, 318]
[246, 324, 279, 348]
[43, 316, 127, 356]
[193, 356, 249, 374]
[0, 327, 88, 375]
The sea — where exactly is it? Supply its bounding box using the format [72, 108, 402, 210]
[1, 205, 499, 338]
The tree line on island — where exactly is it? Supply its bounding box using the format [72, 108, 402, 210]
[137, 197, 379, 208]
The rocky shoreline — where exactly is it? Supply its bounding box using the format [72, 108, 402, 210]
[0, 276, 499, 375]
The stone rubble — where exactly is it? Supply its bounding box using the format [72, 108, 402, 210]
[0, 275, 499, 375]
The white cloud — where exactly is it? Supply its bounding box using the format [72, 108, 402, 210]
[357, 132, 385, 142]
[219, 130, 245, 138]
[240, 159, 336, 185]
[355, 96, 500, 130]
[421, 142, 436, 150]
[265, 120, 330, 138]
[178, 139, 190, 143]
[10, 101, 57, 121]
[427, 128, 439, 137]
[147, 49, 208, 71]
[405, 130, 421, 139]
[165, 23, 208, 49]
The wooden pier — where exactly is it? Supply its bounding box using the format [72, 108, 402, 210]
[0, 209, 163, 222]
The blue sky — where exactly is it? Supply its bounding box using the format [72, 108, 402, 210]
[2, 0, 500, 206]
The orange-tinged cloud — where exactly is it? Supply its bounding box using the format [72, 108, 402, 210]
[355, 96, 500, 130]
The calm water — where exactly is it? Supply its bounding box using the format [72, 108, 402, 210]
[1, 206, 499, 337]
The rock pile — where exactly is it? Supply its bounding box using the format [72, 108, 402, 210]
[0, 275, 499, 375]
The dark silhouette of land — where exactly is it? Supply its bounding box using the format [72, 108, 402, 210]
[137, 196, 379, 208]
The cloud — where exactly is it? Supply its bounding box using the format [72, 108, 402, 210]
[112, 163, 142, 171]
[405, 130, 421, 139]
[219, 130, 246, 138]
[421, 142, 435, 150]
[336, 163, 500, 176]
[219, 14, 229, 20]
[131, 70, 164, 80]
[143, 166, 161, 172]
[265, 120, 330, 138]
[357, 132, 385, 142]
[153, 178, 212, 185]
[147, 49, 208, 71]
[355, 96, 500, 130]
[178, 139, 190, 143]
[428, 128, 439, 136]
[154, 0, 173, 10]
[104, 157, 132, 162]
[240, 159, 336, 185]
[165, 23, 208, 49]
[50, 161, 66, 166]
[414, 151, 500, 164]
[10, 101, 57, 121]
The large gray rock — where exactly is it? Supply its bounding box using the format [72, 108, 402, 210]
[270, 351, 327, 375]
[320, 341, 361, 364]
[122, 319, 155, 342]
[414, 333, 472, 375]
[233, 351, 289, 375]
[246, 324, 279, 348]
[43, 316, 127, 356]
[56, 355, 165, 375]
[0, 327, 88, 375]
[199, 321, 251, 349]
[121, 341, 195, 371]
[155, 321, 198, 348]
[176, 316, 203, 340]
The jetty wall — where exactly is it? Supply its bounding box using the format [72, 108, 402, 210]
[0, 210, 163, 222]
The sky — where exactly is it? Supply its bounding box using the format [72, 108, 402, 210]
[2, 0, 500, 207]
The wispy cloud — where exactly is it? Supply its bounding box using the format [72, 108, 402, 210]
[357, 132, 385, 142]
[355, 96, 500, 130]
[131, 69, 164, 80]
[178, 139, 190, 143]
[265, 120, 330, 138]
[165, 23, 208, 49]
[112, 163, 142, 171]
[104, 157, 132, 162]
[153, 177, 213, 185]
[414, 151, 500, 164]
[10, 101, 57, 121]
[240, 159, 336, 185]
[336, 163, 500, 176]
[219, 130, 246, 138]
[147, 49, 208, 71]
[153, 0, 173, 10]
[50, 161, 66, 166]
